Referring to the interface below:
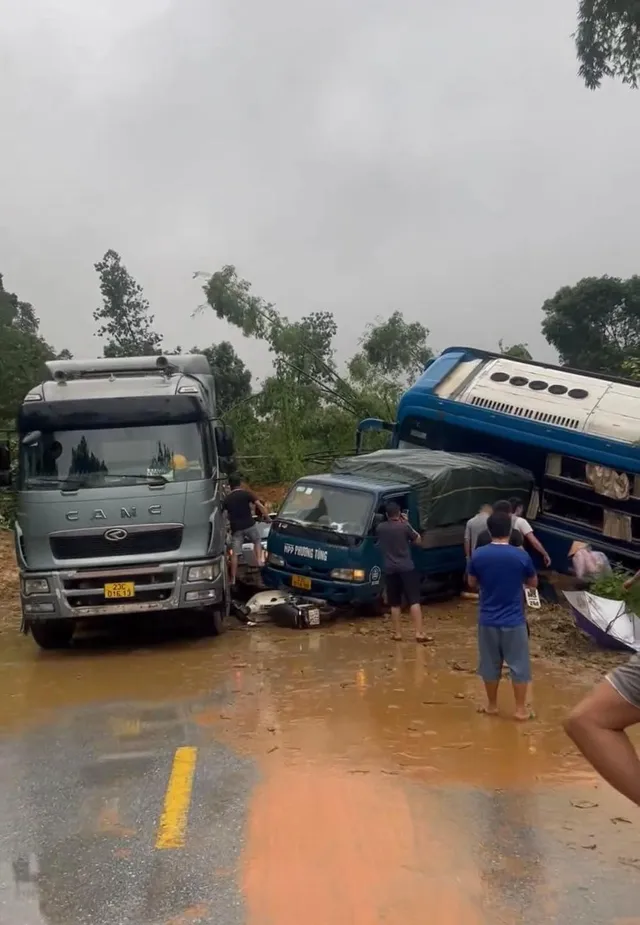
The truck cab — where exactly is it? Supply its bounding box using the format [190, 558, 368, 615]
[263, 474, 413, 606]
[0, 354, 234, 649]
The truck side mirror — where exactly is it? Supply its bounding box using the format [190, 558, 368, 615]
[0, 443, 11, 488]
[215, 424, 235, 460]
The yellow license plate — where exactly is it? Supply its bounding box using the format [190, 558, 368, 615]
[291, 574, 312, 591]
[104, 581, 135, 599]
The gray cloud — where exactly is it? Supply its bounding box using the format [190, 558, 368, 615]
[2, 0, 640, 379]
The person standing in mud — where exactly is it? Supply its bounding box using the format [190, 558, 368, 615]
[375, 501, 426, 643]
[467, 510, 538, 721]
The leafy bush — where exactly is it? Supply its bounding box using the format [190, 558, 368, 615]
[590, 567, 640, 616]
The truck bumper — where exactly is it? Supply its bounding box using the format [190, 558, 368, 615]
[20, 557, 226, 622]
[262, 566, 376, 606]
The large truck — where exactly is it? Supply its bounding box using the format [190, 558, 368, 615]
[0, 354, 234, 649]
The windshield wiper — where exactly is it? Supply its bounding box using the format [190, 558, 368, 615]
[25, 476, 71, 488]
[26, 472, 168, 489]
[279, 518, 340, 533]
[99, 473, 168, 484]
[25, 475, 92, 489]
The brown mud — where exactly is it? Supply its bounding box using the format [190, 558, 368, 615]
[0, 528, 627, 687]
[2, 530, 640, 923]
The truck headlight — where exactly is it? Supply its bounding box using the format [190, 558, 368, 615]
[24, 578, 50, 595]
[267, 552, 285, 567]
[187, 562, 220, 582]
[330, 569, 366, 582]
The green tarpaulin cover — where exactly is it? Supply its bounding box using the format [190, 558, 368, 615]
[332, 449, 534, 529]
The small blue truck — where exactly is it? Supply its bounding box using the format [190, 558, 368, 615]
[263, 449, 533, 607]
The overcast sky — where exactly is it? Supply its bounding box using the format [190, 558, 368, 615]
[2, 0, 640, 380]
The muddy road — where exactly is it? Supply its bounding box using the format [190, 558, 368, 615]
[1, 537, 640, 923]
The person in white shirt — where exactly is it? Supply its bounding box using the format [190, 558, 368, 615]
[509, 498, 551, 568]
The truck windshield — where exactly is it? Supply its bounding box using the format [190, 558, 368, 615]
[20, 422, 210, 490]
[279, 482, 374, 536]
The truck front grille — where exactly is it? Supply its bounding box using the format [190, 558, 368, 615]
[51, 527, 183, 561]
[62, 568, 177, 609]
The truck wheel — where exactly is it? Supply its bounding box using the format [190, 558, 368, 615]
[30, 620, 75, 650]
[354, 596, 386, 618]
[197, 605, 226, 637]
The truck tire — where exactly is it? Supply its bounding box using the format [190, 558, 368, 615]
[30, 619, 75, 650]
[354, 596, 386, 618]
[197, 605, 226, 637]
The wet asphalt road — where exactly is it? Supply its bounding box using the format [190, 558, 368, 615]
[0, 607, 639, 924]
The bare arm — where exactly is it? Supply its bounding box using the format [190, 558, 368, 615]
[467, 574, 478, 591]
[402, 515, 421, 547]
[525, 573, 538, 589]
[248, 490, 268, 519]
[624, 569, 640, 591]
[254, 499, 269, 519]
[525, 532, 551, 568]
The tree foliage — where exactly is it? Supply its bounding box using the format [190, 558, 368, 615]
[576, 1, 640, 89]
[0, 274, 58, 426]
[194, 342, 252, 415]
[94, 250, 162, 357]
[498, 339, 532, 361]
[541, 275, 640, 374]
[200, 266, 434, 481]
[350, 311, 433, 386]
[204, 265, 338, 384]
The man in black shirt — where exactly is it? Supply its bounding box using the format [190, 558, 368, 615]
[375, 501, 425, 642]
[223, 474, 269, 585]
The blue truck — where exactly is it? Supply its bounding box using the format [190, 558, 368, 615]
[357, 346, 640, 571]
[263, 449, 533, 607]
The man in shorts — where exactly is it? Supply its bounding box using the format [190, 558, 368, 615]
[564, 653, 640, 806]
[467, 510, 538, 720]
[375, 501, 425, 642]
[223, 474, 269, 585]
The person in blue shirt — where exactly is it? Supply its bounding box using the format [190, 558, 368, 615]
[467, 510, 538, 721]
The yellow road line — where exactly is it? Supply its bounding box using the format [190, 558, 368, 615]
[156, 746, 197, 849]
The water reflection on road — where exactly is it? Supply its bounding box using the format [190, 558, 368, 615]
[0, 604, 638, 924]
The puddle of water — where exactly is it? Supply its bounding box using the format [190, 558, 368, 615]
[0, 601, 612, 788]
[0, 594, 639, 925]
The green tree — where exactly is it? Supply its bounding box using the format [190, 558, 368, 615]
[193, 341, 252, 415]
[576, 1, 640, 89]
[94, 250, 162, 357]
[199, 266, 430, 481]
[498, 339, 532, 361]
[541, 275, 640, 374]
[0, 274, 58, 425]
[351, 311, 433, 386]
[203, 265, 338, 385]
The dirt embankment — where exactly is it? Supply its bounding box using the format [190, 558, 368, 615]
[0, 532, 19, 629]
[253, 484, 288, 509]
[530, 604, 624, 678]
